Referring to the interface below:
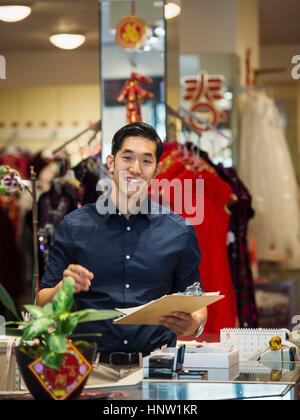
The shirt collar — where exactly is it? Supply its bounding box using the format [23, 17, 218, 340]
[97, 193, 158, 222]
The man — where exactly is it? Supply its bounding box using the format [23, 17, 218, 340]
[38, 122, 207, 384]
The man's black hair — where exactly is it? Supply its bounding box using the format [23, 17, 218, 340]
[111, 122, 163, 164]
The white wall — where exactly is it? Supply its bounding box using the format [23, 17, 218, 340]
[0, 84, 101, 151]
[180, 0, 237, 54]
[259, 44, 300, 84]
[179, 0, 260, 85]
[0, 50, 100, 87]
[235, 0, 260, 86]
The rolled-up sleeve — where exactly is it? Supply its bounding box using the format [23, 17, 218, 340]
[39, 218, 74, 290]
[172, 223, 202, 293]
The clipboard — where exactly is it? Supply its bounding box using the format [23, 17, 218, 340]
[113, 293, 224, 325]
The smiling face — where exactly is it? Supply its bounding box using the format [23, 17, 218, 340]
[106, 136, 161, 210]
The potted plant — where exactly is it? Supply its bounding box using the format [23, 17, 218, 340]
[0, 277, 120, 400]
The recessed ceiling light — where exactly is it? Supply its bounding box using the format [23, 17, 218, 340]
[49, 34, 86, 50]
[0, 4, 31, 22]
[150, 36, 159, 44]
[154, 26, 165, 37]
[165, 2, 181, 20]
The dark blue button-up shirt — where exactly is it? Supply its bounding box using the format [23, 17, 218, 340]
[40, 195, 202, 353]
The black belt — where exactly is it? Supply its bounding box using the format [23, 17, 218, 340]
[95, 351, 149, 366]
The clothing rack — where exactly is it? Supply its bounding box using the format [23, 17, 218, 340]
[52, 120, 101, 155]
[167, 104, 235, 145]
[178, 106, 234, 145]
[0, 165, 39, 304]
[30, 166, 39, 304]
[166, 104, 203, 139]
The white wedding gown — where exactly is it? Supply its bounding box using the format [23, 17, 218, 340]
[239, 91, 300, 266]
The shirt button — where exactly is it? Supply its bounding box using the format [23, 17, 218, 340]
[126, 255, 130, 260]
[124, 340, 128, 345]
[126, 226, 131, 231]
[125, 284, 130, 288]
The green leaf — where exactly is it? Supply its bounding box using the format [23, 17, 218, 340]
[5, 328, 24, 337]
[48, 333, 67, 354]
[43, 303, 54, 317]
[58, 312, 78, 335]
[5, 321, 26, 326]
[23, 304, 46, 319]
[76, 309, 121, 324]
[42, 350, 64, 370]
[53, 277, 74, 315]
[0, 283, 20, 320]
[22, 317, 54, 341]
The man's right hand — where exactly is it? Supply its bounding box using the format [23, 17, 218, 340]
[63, 264, 94, 293]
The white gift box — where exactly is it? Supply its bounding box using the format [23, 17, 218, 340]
[181, 346, 239, 369]
[161, 343, 239, 369]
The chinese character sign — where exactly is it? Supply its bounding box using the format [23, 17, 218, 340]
[115, 16, 147, 50]
[28, 339, 92, 400]
[117, 72, 154, 124]
[182, 72, 227, 132]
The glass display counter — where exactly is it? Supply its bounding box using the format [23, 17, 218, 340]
[88, 360, 300, 400]
[1, 359, 299, 400]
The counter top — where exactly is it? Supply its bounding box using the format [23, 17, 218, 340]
[85, 359, 300, 400]
[1, 360, 300, 400]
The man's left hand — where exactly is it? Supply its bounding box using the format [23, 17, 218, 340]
[157, 312, 200, 336]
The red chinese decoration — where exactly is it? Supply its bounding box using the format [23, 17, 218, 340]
[182, 71, 227, 132]
[117, 71, 154, 124]
[115, 16, 147, 50]
[28, 339, 92, 400]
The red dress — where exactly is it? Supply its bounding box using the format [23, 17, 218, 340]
[169, 166, 237, 337]
[150, 158, 186, 208]
[153, 147, 238, 339]
[193, 169, 237, 337]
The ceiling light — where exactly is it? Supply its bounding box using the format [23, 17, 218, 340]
[154, 26, 165, 37]
[49, 34, 86, 50]
[164, 2, 181, 20]
[0, 4, 31, 22]
[150, 36, 159, 44]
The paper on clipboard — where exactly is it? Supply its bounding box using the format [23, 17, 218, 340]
[113, 292, 224, 325]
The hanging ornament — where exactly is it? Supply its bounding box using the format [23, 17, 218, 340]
[115, 15, 147, 50]
[117, 72, 154, 124]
